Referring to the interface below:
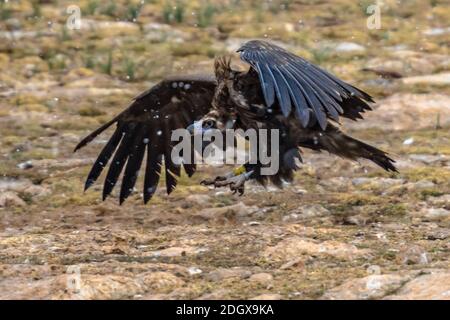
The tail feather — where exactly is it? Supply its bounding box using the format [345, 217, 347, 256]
[300, 125, 398, 172]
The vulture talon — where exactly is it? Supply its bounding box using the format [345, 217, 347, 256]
[205, 171, 251, 194]
[230, 183, 245, 196]
[201, 175, 228, 187]
[200, 179, 213, 186]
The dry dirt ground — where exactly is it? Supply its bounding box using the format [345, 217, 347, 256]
[0, 0, 449, 299]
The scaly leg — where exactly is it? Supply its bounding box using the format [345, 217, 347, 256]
[201, 166, 254, 195]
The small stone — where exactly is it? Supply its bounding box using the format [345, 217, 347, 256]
[426, 229, 449, 240]
[147, 246, 202, 258]
[263, 237, 370, 261]
[29, 158, 93, 170]
[4, 18, 22, 31]
[367, 265, 381, 275]
[427, 194, 450, 207]
[343, 214, 370, 226]
[185, 194, 212, 206]
[322, 273, 415, 300]
[279, 257, 305, 270]
[187, 267, 203, 276]
[249, 273, 273, 284]
[74, 275, 143, 299]
[22, 185, 51, 198]
[283, 205, 330, 222]
[282, 213, 301, 222]
[301, 204, 330, 218]
[0, 192, 26, 208]
[206, 267, 251, 282]
[421, 208, 450, 221]
[351, 177, 372, 186]
[143, 22, 189, 43]
[140, 272, 184, 293]
[423, 27, 450, 36]
[319, 177, 349, 190]
[0, 177, 30, 192]
[403, 137, 414, 145]
[17, 160, 33, 170]
[402, 73, 450, 86]
[406, 180, 436, 191]
[351, 177, 405, 188]
[397, 245, 430, 265]
[383, 271, 450, 300]
[409, 154, 448, 165]
[79, 19, 140, 37]
[193, 202, 259, 221]
[292, 187, 307, 194]
[333, 42, 366, 53]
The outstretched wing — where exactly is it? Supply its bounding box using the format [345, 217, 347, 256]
[237, 40, 374, 130]
[75, 75, 216, 204]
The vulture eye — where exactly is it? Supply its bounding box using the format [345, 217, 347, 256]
[202, 119, 216, 129]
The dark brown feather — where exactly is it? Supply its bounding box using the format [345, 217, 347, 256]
[75, 75, 216, 203]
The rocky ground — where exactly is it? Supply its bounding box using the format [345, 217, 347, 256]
[0, 0, 449, 299]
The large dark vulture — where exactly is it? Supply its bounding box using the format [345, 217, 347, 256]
[75, 40, 397, 204]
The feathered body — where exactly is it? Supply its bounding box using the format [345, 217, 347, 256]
[75, 40, 397, 204]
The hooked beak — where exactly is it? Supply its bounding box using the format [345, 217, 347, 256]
[187, 119, 217, 135]
[186, 120, 215, 151]
[187, 121, 204, 135]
